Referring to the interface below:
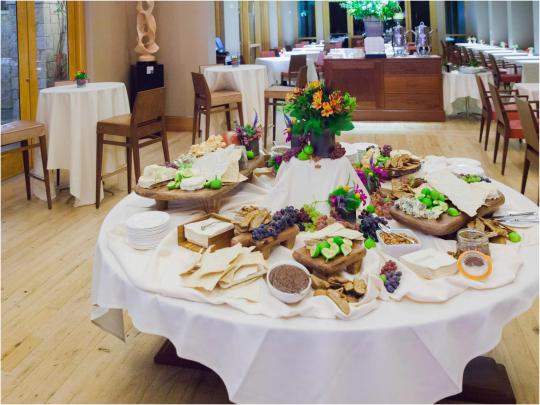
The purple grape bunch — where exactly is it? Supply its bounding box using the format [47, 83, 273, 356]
[380, 260, 401, 293]
[381, 144, 392, 158]
[358, 210, 388, 241]
[252, 206, 307, 240]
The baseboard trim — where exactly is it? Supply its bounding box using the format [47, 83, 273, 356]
[166, 116, 193, 132]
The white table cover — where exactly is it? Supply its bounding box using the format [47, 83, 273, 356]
[33, 82, 130, 206]
[517, 60, 540, 83]
[92, 159, 538, 403]
[515, 83, 540, 101]
[203, 65, 268, 138]
[255, 56, 318, 85]
[442, 70, 493, 115]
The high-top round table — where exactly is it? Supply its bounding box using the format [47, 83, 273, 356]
[33, 82, 130, 206]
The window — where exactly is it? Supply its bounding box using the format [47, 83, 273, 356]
[298, 1, 316, 39]
[445, 0, 465, 35]
[329, 1, 347, 37]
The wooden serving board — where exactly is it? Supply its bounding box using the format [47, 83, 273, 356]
[134, 155, 265, 211]
[292, 242, 367, 277]
[389, 193, 506, 236]
[386, 162, 421, 179]
[230, 225, 300, 259]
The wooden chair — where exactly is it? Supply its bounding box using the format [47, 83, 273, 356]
[191, 72, 243, 144]
[515, 97, 539, 195]
[315, 51, 325, 79]
[488, 54, 521, 89]
[475, 75, 521, 150]
[1, 120, 52, 209]
[489, 83, 527, 175]
[260, 50, 276, 58]
[281, 54, 307, 86]
[95, 87, 169, 208]
[440, 40, 447, 61]
[264, 66, 308, 148]
[467, 48, 478, 63]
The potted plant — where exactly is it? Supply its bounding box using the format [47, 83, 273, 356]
[235, 113, 262, 156]
[74, 70, 88, 88]
[328, 185, 367, 223]
[284, 81, 356, 158]
[340, 0, 402, 37]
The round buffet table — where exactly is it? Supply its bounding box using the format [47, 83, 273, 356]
[92, 161, 538, 403]
[255, 56, 319, 85]
[203, 65, 268, 137]
[33, 82, 130, 206]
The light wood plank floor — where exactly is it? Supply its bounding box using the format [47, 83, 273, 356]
[2, 119, 538, 403]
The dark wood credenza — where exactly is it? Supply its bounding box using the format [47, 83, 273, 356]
[323, 56, 445, 122]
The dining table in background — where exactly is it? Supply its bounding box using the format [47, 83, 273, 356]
[442, 70, 493, 116]
[515, 83, 540, 101]
[32, 82, 130, 206]
[514, 60, 540, 83]
[255, 56, 318, 85]
[203, 65, 268, 138]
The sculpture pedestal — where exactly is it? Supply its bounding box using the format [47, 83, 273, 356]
[129, 61, 164, 107]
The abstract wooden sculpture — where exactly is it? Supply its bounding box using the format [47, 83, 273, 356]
[134, 1, 159, 62]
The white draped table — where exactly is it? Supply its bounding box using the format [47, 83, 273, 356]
[91, 159, 538, 403]
[203, 65, 268, 137]
[255, 56, 318, 85]
[515, 83, 540, 101]
[33, 82, 130, 206]
[442, 70, 493, 115]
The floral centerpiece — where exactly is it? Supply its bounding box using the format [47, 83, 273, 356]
[74, 70, 88, 88]
[328, 184, 367, 223]
[234, 113, 262, 157]
[355, 163, 387, 194]
[284, 81, 356, 158]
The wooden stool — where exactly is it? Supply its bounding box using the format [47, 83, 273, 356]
[191, 72, 243, 143]
[96, 87, 170, 208]
[264, 66, 307, 148]
[1, 120, 52, 209]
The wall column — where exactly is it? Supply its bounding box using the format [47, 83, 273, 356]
[488, 1, 508, 44]
[507, 1, 534, 49]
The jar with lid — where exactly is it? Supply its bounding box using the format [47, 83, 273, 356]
[456, 228, 490, 257]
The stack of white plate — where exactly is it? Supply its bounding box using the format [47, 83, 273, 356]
[126, 211, 171, 250]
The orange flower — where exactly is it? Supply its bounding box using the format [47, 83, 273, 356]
[308, 80, 321, 90]
[286, 92, 297, 103]
[311, 90, 323, 110]
[321, 102, 334, 117]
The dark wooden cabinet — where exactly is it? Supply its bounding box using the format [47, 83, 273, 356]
[324, 56, 445, 122]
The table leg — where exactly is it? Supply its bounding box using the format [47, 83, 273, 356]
[154, 339, 516, 404]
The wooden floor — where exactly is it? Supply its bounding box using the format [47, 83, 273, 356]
[1, 119, 538, 404]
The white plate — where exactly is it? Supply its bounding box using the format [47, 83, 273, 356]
[126, 211, 170, 231]
[446, 157, 481, 167]
[128, 224, 170, 236]
[449, 164, 485, 176]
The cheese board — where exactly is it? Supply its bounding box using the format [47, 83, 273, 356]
[134, 154, 265, 211]
[292, 242, 367, 277]
[386, 162, 421, 179]
[390, 193, 506, 236]
[231, 225, 300, 259]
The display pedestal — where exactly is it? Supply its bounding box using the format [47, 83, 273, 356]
[154, 339, 516, 404]
[129, 61, 164, 107]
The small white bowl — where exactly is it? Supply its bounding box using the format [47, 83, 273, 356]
[376, 228, 422, 258]
[266, 261, 312, 304]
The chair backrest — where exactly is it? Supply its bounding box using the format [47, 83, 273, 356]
[478, 51, 488, 67]
[467, 48, 476, 62]
[440, 40, 447, 59]
[54, 80, 72, 87]
[191, 72, 212, 107]
[294, 43, 305, 48]
[288, 54, 307, 74]
[488, 54, 502, 87]
[516, 97, 539, 153]
[461, 48, 469, 65]
[296, 66, 308, 88]
[488, 83, 509, 130]
[260, 50, 276, 58]
[475, 74, 491, 114]
[285, 45, 293, 51]
[131, 87, 166, 126]
[316, 50, 325, 66]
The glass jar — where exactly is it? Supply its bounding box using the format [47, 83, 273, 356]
[456, 229, 490, 257]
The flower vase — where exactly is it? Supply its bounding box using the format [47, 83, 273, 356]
[363, 16, 384, 37]
[291, 133, 304, 148]
[311, 129, 335, 158]
[337, 208, 357, 224]
[76, 79, 87, 88]
[247, 138, 260, 156]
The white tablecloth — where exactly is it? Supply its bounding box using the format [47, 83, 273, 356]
[203, 65, 268, 138]
[517, 61, 540, 83]
[515, 83, 540, 101]
[442, 70, 493, 115]
[91, 158, 538, 403]
[33, 82, 130, 206]
[255, 56, 318, 85]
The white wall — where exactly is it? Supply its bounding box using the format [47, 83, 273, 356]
[488, 1, 508, 44]
[507, 1, 534, 48]
[534, 0, 539, 54]
[464, 1, 489, 41]
[223, 0, 241, 54]
[268, 0, 279, 48]
[280, 1, 297, 46]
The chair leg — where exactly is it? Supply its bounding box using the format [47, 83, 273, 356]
[272, 101, 277, 144]
[478, 114, 485, 143]
[56, 169, 60, 187]
[161, 127, 171, 163]
[484, 118, 492, 151]
[126, 140, 132, 194]
[237, 102, 244, 126]
[521, 156, 530, 194]
[96, 132, 104, 208]
[264, 97, 270, 149]
[192, 102, 199, 144]
[204, 112, 211, 142]
[501, 137, 509, 175]
[225, 106, 232, 131]
[39, 135, 52, 209]
[132, 137, 142, 182]
[493, 129, 500, 163]
[21, 140, 31, 200]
